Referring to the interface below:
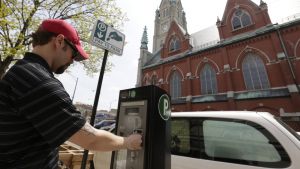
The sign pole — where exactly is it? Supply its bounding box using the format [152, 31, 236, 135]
[80, 19, 125, 168]
[81, 49, 109, 169]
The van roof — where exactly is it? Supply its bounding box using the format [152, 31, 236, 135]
[171, 111, 272, 119]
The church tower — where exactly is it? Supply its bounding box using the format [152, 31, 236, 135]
[152, 0, 187, 53]
[136, 26, 151, 87]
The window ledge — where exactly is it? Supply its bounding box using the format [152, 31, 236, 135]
[232, 24, 255, 34]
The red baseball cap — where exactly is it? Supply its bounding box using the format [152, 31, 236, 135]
[41, 19, 89, 61]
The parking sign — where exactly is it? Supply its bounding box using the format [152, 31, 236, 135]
[90, 20, 125, 56]
[158, 94, 171, 120]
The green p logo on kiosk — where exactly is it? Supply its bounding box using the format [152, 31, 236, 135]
[158, 94, 171, 121]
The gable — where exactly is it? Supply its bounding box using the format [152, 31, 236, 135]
[218, 0, 272, 39]
[161, 20, 190, 58]
[221, 0, 259, 22]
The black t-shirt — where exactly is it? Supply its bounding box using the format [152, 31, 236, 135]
[0, 52, 86, 169]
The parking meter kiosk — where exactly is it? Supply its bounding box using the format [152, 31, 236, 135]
[110, 85, 171, 169]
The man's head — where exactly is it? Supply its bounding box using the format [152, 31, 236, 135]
[31, 19, 89, 74]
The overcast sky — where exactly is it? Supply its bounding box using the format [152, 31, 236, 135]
[57, 0, 300, 111]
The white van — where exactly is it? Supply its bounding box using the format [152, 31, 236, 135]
[94, 111, 300, 169]
[171, 111, 300, 169]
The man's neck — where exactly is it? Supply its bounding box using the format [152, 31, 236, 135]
[32, 45, 54, 71]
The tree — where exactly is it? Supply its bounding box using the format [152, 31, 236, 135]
[0, 0, 127, 78]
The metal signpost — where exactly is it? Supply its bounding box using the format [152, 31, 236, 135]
[80, 20, 125, 169]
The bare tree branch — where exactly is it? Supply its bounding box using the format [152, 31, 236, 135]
[21, 0, 25, 21]
[59, 8, 96, 20]
[15, 0, 41, 47]
[5, 1, 23, 29]
[52, 1, 66, 19]
[43, 0, 62, 18]
[4, 23, 13, 47]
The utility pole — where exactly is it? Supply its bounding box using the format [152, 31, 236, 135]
[71, 77, 79, 102]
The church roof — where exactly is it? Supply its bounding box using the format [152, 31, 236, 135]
[177, 20, 187, 35]
[189, 25, 220, 51]
[143, 17, 300, 69]
[143, 49, 190, 69]
[143, 24, 219, 68]
[144, 49, 161, 66]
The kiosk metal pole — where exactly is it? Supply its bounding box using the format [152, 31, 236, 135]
[81, 49, 109, 169]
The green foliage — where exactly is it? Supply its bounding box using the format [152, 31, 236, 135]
[0, 0, 128, 76]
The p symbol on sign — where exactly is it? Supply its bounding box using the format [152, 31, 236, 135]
[158, 94, 171, 121]
[164, 99, 169, 116]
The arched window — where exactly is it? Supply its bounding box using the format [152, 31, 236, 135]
[169, 36, 180, 52]
[200, 64, 218, 94]
[242, 53, 270, 90]
[170, 71, 181, 98]
[232, 9, 252, 30]
[151, 75, 158, 85]
[175, 39, 180, 49]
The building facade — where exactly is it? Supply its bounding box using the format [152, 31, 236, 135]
[136, 0, 300, 130]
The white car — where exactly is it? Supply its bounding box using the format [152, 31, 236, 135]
[171, 111, 300, 169]
[94, 119, 115, 129]
[93, 111, 300, 169]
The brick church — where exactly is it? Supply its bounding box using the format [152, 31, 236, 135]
[136, 0, 300, 130]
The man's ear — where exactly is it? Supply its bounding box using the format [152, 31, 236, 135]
[54, 34, 65, 48]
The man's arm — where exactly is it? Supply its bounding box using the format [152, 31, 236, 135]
[68, 122, 142, 151]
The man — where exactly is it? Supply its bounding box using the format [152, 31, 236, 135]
[0, 19, 142, 169]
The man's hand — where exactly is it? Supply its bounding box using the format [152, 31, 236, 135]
[69, 122, 143, 151]
[124, 134, 142, 150]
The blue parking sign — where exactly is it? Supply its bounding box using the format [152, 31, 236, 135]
[90, 20, 125, 56]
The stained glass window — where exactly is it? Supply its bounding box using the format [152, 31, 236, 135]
[242, 53, 270, 90]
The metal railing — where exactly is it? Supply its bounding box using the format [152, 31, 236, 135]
[193, 40, 219, 51]
[277, 13, 300, 24]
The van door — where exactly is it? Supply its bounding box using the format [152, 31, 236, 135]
[171, 117, 292, 169]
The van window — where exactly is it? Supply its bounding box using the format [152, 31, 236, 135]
[171, 119, 190, 154]
[171, 118, 291, 168]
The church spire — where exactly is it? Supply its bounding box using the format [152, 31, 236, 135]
[140, 26, 148, 50]
[153, 0, 186, 53]
[259, 0, 268, 9]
